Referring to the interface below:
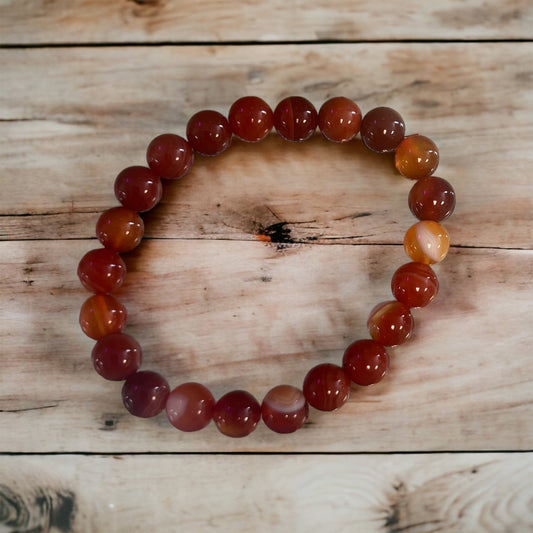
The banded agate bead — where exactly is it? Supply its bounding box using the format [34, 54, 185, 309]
[114, 166, 163, 212]
[122, 370, 170, 418]
[367, 301, 413, 347]
[342, 339, 389, 386]
[228, 96, 274, 142]
[79, 293, 127, 340]
[213, 390, 261, 438]
[408, 176, 456, 221]
[303, 363, 350, 411]
[96, 207, 144, 253]
[395, 134, 439, 179]
[77, 248, 126, 294]
[360, 107, 405, 153]
[166, 382, 215, 432]
[146, 133, 194, 180]
[404, 221, 450, 264]
[261, 385, 308, 434]
[274, 96, 318, 142]
[91, 333, 142, 381]
[391, 262, 439, 308]
[186, 109, 232, 156]
[318, 96, 362, 143]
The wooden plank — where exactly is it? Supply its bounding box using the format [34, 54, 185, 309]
[0, 0, 532, 44]
[1, 240, 531, 452]
[0, 453, 531, 532]
[1, 44, 532, 249]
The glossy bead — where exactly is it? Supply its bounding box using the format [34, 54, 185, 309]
[408, 176, 456, 221]
[395, 134, 439, 179]
[186, 109, 232, 156]
[342, 339, 389, 386]
[392, 262, 439, 308]
[114, 166, 163, 212]
[166, 382, 215, 432]
[273, 96, 318, 142]
[79, 293, 127, 340]
[228, 96, 274, 142]
[261, 385, 309, 434]
[367, 301, 413, 347]
[122, 370, 170, 418]
[77, 248, 126, 294]
[360, 107, 405, 153]
[318, 96, 362, 143]
[303, 363, 350, 411]
[213, 390, 261, 438]
[91, 333, 142, 381]
[96, 206, 144, 253]
[146, 133, 194, 180]
[404, 221, 450, 264]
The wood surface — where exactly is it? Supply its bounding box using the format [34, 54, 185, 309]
[1, 2, 532, 532]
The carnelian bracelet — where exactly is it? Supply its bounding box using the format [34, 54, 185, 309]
[78, 96, 456, 437]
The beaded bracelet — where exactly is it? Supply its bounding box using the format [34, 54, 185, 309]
[77, 96, 456, 438]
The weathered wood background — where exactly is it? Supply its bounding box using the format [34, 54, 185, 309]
[1, 1, 532, 531]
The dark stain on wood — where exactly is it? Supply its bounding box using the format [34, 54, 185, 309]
[257, 222, 293, 245]
[100, 413, 123, 431]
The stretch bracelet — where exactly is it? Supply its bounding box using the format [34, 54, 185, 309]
[78, 96, 456, 438]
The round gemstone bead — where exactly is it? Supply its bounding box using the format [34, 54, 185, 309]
[318, 96, 362, 143]
[166, 382, 215, 432]
[146, 133, 194, 180]
[213, 390, 261, 438]
[122, 370, 170, 418]
[79, 293, 127, 340]
[96, 206, 144, 253]
[342, 339, 389, 386]
[367, 301, 413, 347]
[408, 176, 456, 221]
[303, 363, 350, 411]
[228, 96, 274, 142]
[392, 262, 439, 308]
[360, 107, 405, 153]
[77, 248, 126, 294]
[395, 134, 439, 179]
[273, 96, 318, 142]
[91, 333, 142, 381]
[261, 385, 309, 434]
[404, 220, 450, 264]
[186, 109, 232, 156]
[114, 166, 163, 212]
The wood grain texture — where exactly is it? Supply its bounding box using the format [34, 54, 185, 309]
[0, 454, 531, 532]
[0, 0, 532, 44]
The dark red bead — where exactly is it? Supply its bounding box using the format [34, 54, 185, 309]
[342, 339, 389, 386]
[408, 176, 456, 221]
[186, 109, 232, 156]
[166, 382, 215, 432]
[391, 262, 439, 308]
[318, 96, 362, 143]
[122, 370, 170, 418]
[146, 133, 194, 180]
[96, 207, 144, 253]
[360, 107, 405, 153]
[92, 333, 142, 381]
[261, 385, 308, 434]
[114, 166, 163, 212]
[303, 363, 350, 411]
[228, 96, 274, 142]
[273, 96, 318, 142]
[367, 301, 413, 347]
[77, 248, 126, 294]
[79, 294, 127, 340]
[213, 390, 261, 438]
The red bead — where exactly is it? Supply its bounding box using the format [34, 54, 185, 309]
[342, 339, 389, 386]
[408, 176, 456, 221]
[395, 134, 439, 179]
[91, 333, 142, 381]
[360, 107, 405, 153]
[79, 293, 127, 340]
[166, 382, 215, 432]
[77, 248, 126, 294]
[186, 109, 232, 156]
[391, 262, 439, 308]
[122, 370, 170, 418]
[96, 206, 144, 253]
[318, 96, 362, 143]
[273, 96, 318, 142]
[303, 363, 350, 411]
[367, 301, 413, 347]
[146, 133, 194, 180]
[261, 385, 308, 434]
[213, 390, 261, 438]
[228, 96, 274, 142]
[114, 166, 163, 212]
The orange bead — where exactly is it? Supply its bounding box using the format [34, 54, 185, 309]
[395, 134, 439, 179]
[318, 96, 362, 143]
[404, 221, 450, 264]
[96, 207, 144, 253]
[79, 293, 127, 340]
